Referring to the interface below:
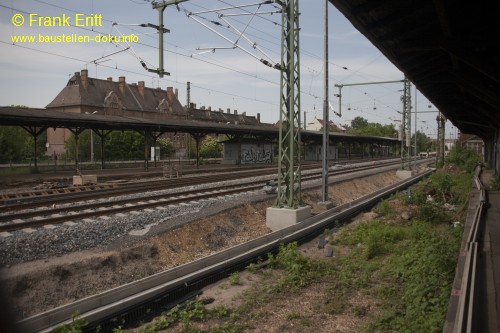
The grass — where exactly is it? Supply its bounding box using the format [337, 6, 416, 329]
[57, 165, 470, 333]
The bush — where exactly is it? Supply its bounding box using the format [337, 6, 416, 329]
[445, 146, 481, 173]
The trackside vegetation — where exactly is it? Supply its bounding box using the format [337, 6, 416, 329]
[51, 147, 479, 333]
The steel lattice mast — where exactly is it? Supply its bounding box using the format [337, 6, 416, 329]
[275, 0, 303, 209]
[400, 77, 412, 171]
[148, 0, 304, 208]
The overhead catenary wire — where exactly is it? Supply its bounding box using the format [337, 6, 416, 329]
[2, 0, 405, 124]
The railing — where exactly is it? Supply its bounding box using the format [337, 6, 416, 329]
[453, 164, 485, 333]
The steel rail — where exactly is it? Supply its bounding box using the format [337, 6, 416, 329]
[0, 158, 397, 209]
[0, 168, 282, 209]
[15, 167, 434, 332]
[0, 160, 403, 232]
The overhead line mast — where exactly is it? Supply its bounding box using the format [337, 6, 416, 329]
[333, 79, 412, 172]
[147, 0, 304, 210]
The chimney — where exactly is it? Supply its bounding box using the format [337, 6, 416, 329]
[118, 76, 126, 95]
[227, 108, 230, 114]
[175, 88, 178, 98]
[81, 69, 88, 89]
[257, 113, 260, 122]
[234, 110, 238, 115]
[208, 106, 212, 111]
[107, 77, 112, 81]
[190, 102, 196, 109]
[166, 87, 174, 102]
[138, 81, 145, 98]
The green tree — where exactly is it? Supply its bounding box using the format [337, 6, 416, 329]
[350, 116, 369, 130]
[411, 130, 432, 155]
[0, 126, 46, 162]
[65, 130, 145, 161]
[105, 131, 144, 160]
[0, 126, 30, 162]
[157, 137, 175, 158]
[199, 136, 222, 158]
[347, 117, 398, 138]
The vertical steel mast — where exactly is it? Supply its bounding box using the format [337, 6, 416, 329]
[321, 0, 330, 203]
[275, 0, 302, 209]
[400, 77, 412, 171]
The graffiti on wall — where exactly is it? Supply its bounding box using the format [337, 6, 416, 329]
[241, 148, 272, 164]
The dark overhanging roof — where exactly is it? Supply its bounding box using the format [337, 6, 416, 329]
[0, 106, 398, 144]
[0, 107, 274, 137]
[329, 0, 500, 140]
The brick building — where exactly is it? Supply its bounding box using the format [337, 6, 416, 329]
[45, 69, 264, 158]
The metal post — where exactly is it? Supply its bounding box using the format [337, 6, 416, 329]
[321, 0, 330, 204]
[275, 0, 302, 209]
[400, 78, 412, 171]
[414, 87, 417, 168]
[90, 130, 94, 163]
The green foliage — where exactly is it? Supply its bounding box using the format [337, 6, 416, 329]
[492, 175, 500, 191]
[157, 137, 175, 158]
[445, 146, 481, 173]
[347, 116, 398, 138]
[50, 311, 88, 333]
[376, 199, 393, 217]
[350, 116, 369, 130]
[370, 221, 461, 333]
[229, 271, 241, 285]
[334, 220, 407, 259]
[0, 126, 47, 162]
[136, 298, 211, 333]
[411, 130, 433, 155]
[199, 136, 222, 159]
[430, 172, 454, 203]
[105, 131, 144, 160]
[415, 203, 448, 224]
[271, 242, 328, 292]
[66, 130, 145, 161]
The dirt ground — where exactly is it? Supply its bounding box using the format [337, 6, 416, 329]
[0, 170, 402, 327]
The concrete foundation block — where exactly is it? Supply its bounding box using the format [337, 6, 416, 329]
[266, 206, 312, 232]
[396, 170, 414, 180]
[317, 201, 334, 212]
[73, 175, 97, 185]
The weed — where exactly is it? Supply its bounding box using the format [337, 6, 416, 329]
[376, 199, 393, 217]
[492, 175, 500, 191]
[229, 271, 241, 285]
[50, 311, 88, 333]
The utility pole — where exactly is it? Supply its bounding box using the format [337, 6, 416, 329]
[143, 1, 187, 77]
[333, 79, 404, 118]
[267, 0, 311, 231]
[319, 0, 333, 210]
[275, 0, 303, 209]
[436, 113, 446, 166]
[414, 87, 417, 169]
[400, 78, 412, 171]
[332, 79, 410, 171]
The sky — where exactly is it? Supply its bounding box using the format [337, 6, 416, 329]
[0, 0, 455, 139]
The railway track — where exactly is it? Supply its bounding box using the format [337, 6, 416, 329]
[14, 165, 434, 333]
[0, 160, 402, 233]
[0, 158, 395, 209]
